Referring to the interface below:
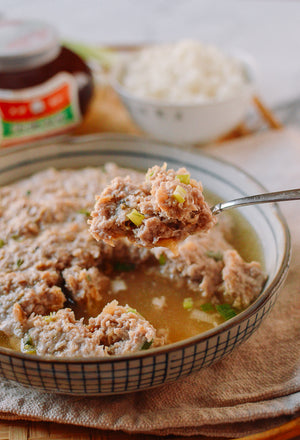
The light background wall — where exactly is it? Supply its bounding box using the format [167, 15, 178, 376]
[1, 0, 299, 106]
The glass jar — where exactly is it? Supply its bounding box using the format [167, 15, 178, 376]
[0, 19, 94, 147]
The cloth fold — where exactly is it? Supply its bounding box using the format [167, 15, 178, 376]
[0, 128, 299, 437]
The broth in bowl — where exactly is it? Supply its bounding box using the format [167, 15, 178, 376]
[0, 162, 266, 358]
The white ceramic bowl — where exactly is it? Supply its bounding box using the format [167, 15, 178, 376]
[111, 53, 255, 144]
[0, 134, 290, 396]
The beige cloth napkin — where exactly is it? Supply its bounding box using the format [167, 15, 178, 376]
[0, 128, 299, 438]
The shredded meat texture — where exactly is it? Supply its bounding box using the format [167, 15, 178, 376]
[89, 300, 159, 355]
[18, 301, 161, 358]
[0, 164, 148, 275]
[155, 224, 233, 299]
[62, 265, 110, 314]
[21, 309, 107, 358]
[222, 250, 267, 309]
[0, 163, 266, 358]
[153, 223, 267, 309]
[0, 164, 154, 344]
[89, 164, 216, 248]
[0, 269, 65, 336]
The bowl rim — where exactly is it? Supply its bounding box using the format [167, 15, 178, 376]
[110, 50, 256, 109]
[0, 133, 291, 364]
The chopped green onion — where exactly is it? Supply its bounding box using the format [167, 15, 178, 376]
[114, 262, 135, 272]
[200, 302, 215, 312]
[176, 174, 190, 184]
[183, 297, 194, 310]
[205, 250, 223, 262]
[127, 307, 138, 314]
[190, 308, 218, 325]
[78, 209, 90, 217]
[25, 190, 31, 196]
[16, 258, 24, 268]
[172, 185, 187, 203]
[216, 304, 237, 321]
[43, 312, 56, 323]
[126, 209, 145, 226]
[86, 274, 92, 282]
[21, 334, 36, 354]
[0, 239, 5, 248]
[158, 254, 167, 265]
[145, 170, 154, 181]
[11, 234, 20, 241]
[141, 339, 153, 350]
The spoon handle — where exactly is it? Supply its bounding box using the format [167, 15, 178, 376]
[211, 188, 300, 215]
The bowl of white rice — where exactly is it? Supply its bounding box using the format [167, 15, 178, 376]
[111, 40, 255, 144]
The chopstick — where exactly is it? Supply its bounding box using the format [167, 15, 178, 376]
[253, 95, 283, 130]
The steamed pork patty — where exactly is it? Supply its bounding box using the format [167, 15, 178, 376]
[0, 164, 266, 358]
[89, 164, 215, 249]
[16, 301, 160, 358]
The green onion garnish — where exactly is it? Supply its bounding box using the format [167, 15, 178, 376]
[216, 304, 237, 321]
[86, 274, 92, 282]
[205, 250, 223, 262]
[0, 239, 5, 248]
[200, 302, 215, 312]
[21, 334, 36, 354]
[183, 297, 194, 310]
[43, 312, 56, 323]
[114, 262, 135, 272]
[158, 254, 167, 265]
[141, 339, 153, 350]
[25, 190, 31, 196]
[172, 185, 187, 203]
[16, 258, 24, 268]
[78, 209, 90, 217]
[126, 209, 145, 226]
[145, 170, 154, 181]
[127, 307, 138, 314]
[11, 234, 20, 241]
[176, 174, 190, 184]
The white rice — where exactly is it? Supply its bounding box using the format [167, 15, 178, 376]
[119, 40, 247, 103]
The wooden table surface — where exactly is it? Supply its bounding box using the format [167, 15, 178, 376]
[0, 417, 299, 440]
[1, 85, 298, 440]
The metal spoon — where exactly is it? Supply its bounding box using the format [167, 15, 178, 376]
[211, 188, 300, 215]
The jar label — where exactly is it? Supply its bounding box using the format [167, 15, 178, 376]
[0, 72, 81, 147]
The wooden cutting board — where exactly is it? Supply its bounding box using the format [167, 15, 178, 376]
[0, 84, 298, 440]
